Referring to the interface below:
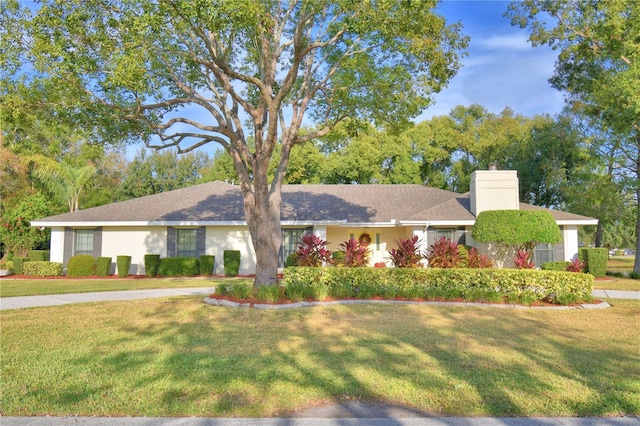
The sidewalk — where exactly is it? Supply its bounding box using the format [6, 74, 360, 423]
[0, 287, 637, 310]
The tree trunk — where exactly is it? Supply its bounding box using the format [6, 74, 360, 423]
[595, 221, 604, 247]
[243, 181, 283, 287]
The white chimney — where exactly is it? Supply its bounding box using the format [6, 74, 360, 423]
[470, 169, 520, 216]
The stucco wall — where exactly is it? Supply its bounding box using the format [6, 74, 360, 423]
[102, 226, 167, 275]
[205, 226, 256, 275]
[326, 226, 414, 266]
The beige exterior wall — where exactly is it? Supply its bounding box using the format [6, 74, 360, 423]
[470, 170, 520, 216]
[326, 226, 414, 266]
[102, 227, 167, 275]
[49, 227, 65, 263]
[205, 226, 256, 275]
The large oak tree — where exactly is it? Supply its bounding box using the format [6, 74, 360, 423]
[3, 0, 467, 285]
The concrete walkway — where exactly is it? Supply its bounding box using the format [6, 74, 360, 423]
[0, 287, 637, 310]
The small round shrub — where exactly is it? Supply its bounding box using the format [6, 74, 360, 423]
[67, 254, 97, 277]
[285, 253, 300, 268]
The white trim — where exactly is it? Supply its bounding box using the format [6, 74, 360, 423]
[556, 219, 598, 226]
[31, 220, 346, 227]
[402, 220, 476, 226]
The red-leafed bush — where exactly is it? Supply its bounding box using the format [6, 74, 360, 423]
[566, 256, 586, 273]
[466, 247, 493, 268]
[388, 235, 423, 268]
[296, 234, 331, 267]
[339, 238, 370, 267]
[426, 237, 462, 268]
[514, 249, 535, 269]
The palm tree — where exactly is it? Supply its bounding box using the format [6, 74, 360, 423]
[28, 155, 96, 212]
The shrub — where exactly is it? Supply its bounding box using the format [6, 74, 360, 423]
[283, 267, 593, 306]
[285, 253, 299, 267]
[579, 248, 608, 278]
[229, 282, 252, 299]
[144, 254, 161, 277]
[28, 250, 50, 261]
[472, 210, 562, 252]
[13, 257, 29, 275]
[566, 256, 586, 273]
[338, 238, 369, 267]
[457, 244, 470, 267]
[256, 285, 282, 303]
[67, 254, 97, 277]
[96, 257, 112, 277]
[374, 261, 387, 268]
[284, 280, 308, 302]
[199, 255, 215, 275]
[116, 255, 132, 278]
[296, 234, 331, 267]
[22, 261, 63, 277]
[223, 250, 241, 276]
[514, 249, 535, 269]
[426, 237, 462, 268]
[158, 257, 200, 277]
[388, 235, 423, 268]
[466, 247, 493, 268]
[542, 261, 570, 271]
[330, 250, 346, 266]
[629, 271, 640, 280]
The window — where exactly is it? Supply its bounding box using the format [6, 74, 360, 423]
[75, 229, 94, 255]
[435, 228, 455, 241]
[533, 243, 554, 266]
[282, 228, 307, 261]
[177, 229, 197, 258]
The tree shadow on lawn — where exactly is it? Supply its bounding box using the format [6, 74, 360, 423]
[63, 298, 639, 417]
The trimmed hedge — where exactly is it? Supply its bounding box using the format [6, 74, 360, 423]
[199, 255, 215, 275]
[283, 267, 594, 306]
[144, 254, 161, 277]
[67, 255, 97, 277]
[96, 257, 112, 277]
[23, 261, 63, 277]
[117, 255, 132, 278]
[579, 248, 608, 278]
[13, 257, 29, 275]
[28, 250, 50, 261]
[541, 261, 570, 271]
[223, 250, 241, 277]
[158, 257, 200, 277]
[473, 210, 562, 247]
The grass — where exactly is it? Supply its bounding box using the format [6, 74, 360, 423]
[607, 256, 635, 272]
[593, 278, 640, 291]
[0, 277, 253, 298]
[1, 297, 639, 417]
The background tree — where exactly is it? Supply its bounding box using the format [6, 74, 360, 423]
[508, 0, 640, 272]
[8, 0, 467, 285]
[0, 193, 52, 258]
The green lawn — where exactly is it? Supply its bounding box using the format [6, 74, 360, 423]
[1, 297, 638, 417]
[0, 277, 252, 298]
[607, 255, 635, 272]
[593, 277, 640, 291]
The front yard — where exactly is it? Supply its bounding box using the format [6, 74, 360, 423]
[1, 296, 638, 417]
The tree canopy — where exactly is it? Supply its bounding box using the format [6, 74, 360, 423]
[3, 0, 468, 284]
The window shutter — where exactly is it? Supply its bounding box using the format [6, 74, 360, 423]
[63, 227, 73, 265]
[167, 227, 176, 257]
[92, 227, 102, 257]
[196, 227, 206, 257]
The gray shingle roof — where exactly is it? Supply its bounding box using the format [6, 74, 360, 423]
[32, 181, 596, 225]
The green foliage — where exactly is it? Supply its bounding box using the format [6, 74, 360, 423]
[22, 261, 63, 277]
[223, 251, 241, 277]
[579, 248, 608, 278]
[12, 257, 28, 275]
[283, 267, 593, 306]
[284, 253, 299, 268]
[199, 255, 215, 276]
[542, 261, 570, 272]
[229, 282, 252, 300]
[116, 255, 132, 278]
[28, 250, 50, 261]
[472, 210, 562, 251]
[96, 257, 112, 277]
[158, 257, 200, 277]
[256, 285, 282, 303]
[144, 254, 160, 277]
[283, 281, 308, 302]
[67, 255, 97, 277]
[0, 192, 51, 257]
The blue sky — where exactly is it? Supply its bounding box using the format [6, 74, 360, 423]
[418, 0, 565, 121]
